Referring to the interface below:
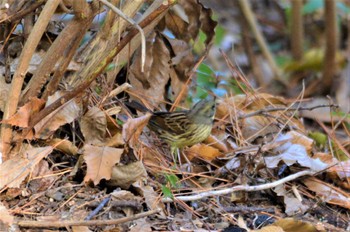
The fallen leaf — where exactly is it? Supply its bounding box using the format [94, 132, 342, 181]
[0, 146, 53, 189]
[129, 33, 171, 106]
[133, 180, 165, 216]
[28, 160, 55, 192]
[299, 97, 349, 123]
[34, 91, 82, 139]
[2, 97, 45, 127]
[129, 218, 152, 232]
[264, 133, 328, 172]
[168, 0, 217, 46]
[109, 161, 147, 189]
[303, 177, 350, 209]
[47, 138, 79, 156]
[122, 114, 151, 148]
[0, 202, 13, 226]
[83, 144, 123, 185]
[273, 218, 324, 232]
[80, 106, 107, 145]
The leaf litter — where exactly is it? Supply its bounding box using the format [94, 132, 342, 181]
[0, 0, 349, 231]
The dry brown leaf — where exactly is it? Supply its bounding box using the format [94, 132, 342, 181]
[104, 132, 124, 147]
[0, 146, 53, 189]
[28, 160, 55, 192]
[83, 144, 123, 185]
[205, 134, 229, 153]
[122, 114, 151, 148]
[327, 160, 350, 179]
[80, 106, 107, 145]
[186, 143, 223, 162]
[161, 10, 188, 41]
[71, 226, 92, 232]
[47, 138, 79, 156]
[303, 177, 350, 209]
[273, 218, 322, 232]
[0, 202, 13, 226]
[129, 218, 152, 232]
[34, 91, 82, 139]
[2, 97, 45, 128]
[168, 0, 217, 46]
[109, 161, 147, 189]
[129, 32, 171, 106]
[168, 38, 195, 80]
[110, 189, 141, 201]
[132, 180, 165, 216]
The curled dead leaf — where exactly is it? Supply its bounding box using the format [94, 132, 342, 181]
[2, 97, 45, 128]
[109, 161, 147, 189]
[0, 146, 53, 189]
[83, 144, 123, 185]
[122, 114, 151, 148]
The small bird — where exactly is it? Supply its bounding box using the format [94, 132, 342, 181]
[148, 98, 216, 155]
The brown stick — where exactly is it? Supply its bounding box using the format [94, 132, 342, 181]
[21, 2, 94, 104]
[1, 0, 45, 23]
[290, 0, 304, 60]
[321, 0, 337, 93]
[16, 209, 160, 228]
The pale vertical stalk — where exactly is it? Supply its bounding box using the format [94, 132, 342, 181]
[1, 0, 60, 160]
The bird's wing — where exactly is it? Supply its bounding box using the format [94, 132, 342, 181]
[149, 111, 189, 135]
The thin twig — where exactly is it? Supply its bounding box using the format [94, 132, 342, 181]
[162, 170, 317, 202]
[238, 0, 284, 83]
[85, 195, 112, 220]
[16, 209, 160, 228]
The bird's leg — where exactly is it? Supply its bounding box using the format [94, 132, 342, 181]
[170, 146, 179, 167]
[176, 148, 182, 167]
[181, 149, 192, 173]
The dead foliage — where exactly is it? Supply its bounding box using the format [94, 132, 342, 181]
[0, 0, 349, 231]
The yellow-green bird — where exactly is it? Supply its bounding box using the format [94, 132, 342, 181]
[148, 98, 216, 155]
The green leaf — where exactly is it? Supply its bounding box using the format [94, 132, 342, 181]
[105, 63, 116, 72]
[161, 185, 174, 199]
[165, 173, 180, 188]
[116, 119, 124, 126]
[193, 30, 206, 54]
[214, 25, 226, 45]
[197, 63, 216, 88]
[308, 131, 327, 148]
